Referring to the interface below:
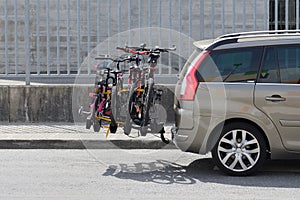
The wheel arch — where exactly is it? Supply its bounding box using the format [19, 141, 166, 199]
[206, 118, 271, 156]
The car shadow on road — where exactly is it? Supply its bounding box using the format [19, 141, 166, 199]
[102, 158, 300, 187]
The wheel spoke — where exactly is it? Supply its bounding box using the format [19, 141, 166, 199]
[220, 138, 234, 146]
[244, 148, 259, 154]
[221, 152, 235, 164]
[243, 152, 256, 165]
[231, 130, 238, 144]
[238, 156, 248, 170]
[218, 146, 234, 153]
[229, 156, 239, 169]
[244, 139, 257, 146]
[242, 130, 247, 143]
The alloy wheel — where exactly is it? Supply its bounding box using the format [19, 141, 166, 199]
[217, 129, 260, 172]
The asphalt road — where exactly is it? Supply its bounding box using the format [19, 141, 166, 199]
[1, 149, 300, 200]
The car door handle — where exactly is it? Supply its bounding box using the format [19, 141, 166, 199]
[265, 95, 286, 102]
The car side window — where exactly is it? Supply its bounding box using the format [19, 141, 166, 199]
[258, 47, 280, 83]
[199, 47, 263, 82]
[259, 45, 300, 84]
[277, 45, 300, 84]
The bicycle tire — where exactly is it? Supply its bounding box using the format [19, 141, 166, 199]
[110, 86, 118, 121]
[109, 86, 118, 133]
[143, 78, 154, 127]
[93, 95, 101, 132]
[139, 78, 154, 136]
[123, 81, 138, 135]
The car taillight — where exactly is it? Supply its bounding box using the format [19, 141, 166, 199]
[179, 50, 211, 101]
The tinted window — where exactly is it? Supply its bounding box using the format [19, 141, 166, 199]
[258, 47, 280, 83]
[259, 45, 300, 84]
[199, 47, 263, 82]
[278, 45, 300, 84]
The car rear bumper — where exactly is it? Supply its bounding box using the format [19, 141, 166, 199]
[173, 104, 225, 154]
[173, 106, 204, 153]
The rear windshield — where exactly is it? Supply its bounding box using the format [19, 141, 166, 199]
[199, 47, 263, 82]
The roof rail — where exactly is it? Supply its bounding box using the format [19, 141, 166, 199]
[218, 30, 300, 39]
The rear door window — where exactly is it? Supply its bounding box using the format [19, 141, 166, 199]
[258, 44, 300, 84]
[199, 47, 263, 82]
[257, 47, 280, 83]
[278, 45, 300, 84]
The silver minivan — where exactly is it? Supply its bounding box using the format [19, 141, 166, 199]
[173, 30, 300, 175]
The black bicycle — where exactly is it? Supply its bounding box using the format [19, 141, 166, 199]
[118, 44, 176, 142]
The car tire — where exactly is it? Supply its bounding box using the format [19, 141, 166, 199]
[211, 122, 268, 176]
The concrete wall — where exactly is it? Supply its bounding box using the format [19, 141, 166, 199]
[2, 85, 74, 122]
[0, 84, 175, 123]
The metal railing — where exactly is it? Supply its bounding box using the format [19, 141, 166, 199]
[0, 0, 296, 84]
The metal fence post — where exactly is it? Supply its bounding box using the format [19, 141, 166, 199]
[36, 0, 41, 74]
[264, 0, 268, 30]
[232, 0, 236, 33]
[25, 0, 31, 85]
[57, 0, 61, 75]
[67, 0, 70, 75]
[14, 0, 19, 74]
[212, 0, 215, 37]
[77, 0, 81, 74]
[297, 0, 299, 29]
[46, 0, 50, 75]
[285, 0, 289, 30]
[4, 0, 8, 75]
[275, 0, 278, 30]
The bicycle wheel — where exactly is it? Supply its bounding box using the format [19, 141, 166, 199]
[110, 86, 118, 133]
[93, 95, 101, 132]
[140, 78, 154, 136]
[110, 86, 118, 121]
[123, 81, 138, 135]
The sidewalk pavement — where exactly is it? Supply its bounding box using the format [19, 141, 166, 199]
[0, 122, 175, 149]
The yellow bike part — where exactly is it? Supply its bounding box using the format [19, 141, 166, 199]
[136, 88, 144, 92]
[120, 89, 128, 92]
[102, 91, 111, 95]
[103, 126, 110, 138]
[95, 116, 111, 122]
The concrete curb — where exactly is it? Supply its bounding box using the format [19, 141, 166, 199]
[0, 139, 176, 149]
[0, 123, 176, 149]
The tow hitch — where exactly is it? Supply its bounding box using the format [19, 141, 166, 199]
[159, 127, 170, 144]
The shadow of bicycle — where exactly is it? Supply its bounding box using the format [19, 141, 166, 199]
[103, 159, 197, 184]
[103, 158, 300, 188]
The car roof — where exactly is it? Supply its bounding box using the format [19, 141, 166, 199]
[194, 30, 300, 50]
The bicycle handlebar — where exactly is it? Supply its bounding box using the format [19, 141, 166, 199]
[116, 47, 150, 55]
[95, 55, 134, 63]
[116, 45, 176, 55]
[153, 45, 176, 52]
[95, 54, 112, 60]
